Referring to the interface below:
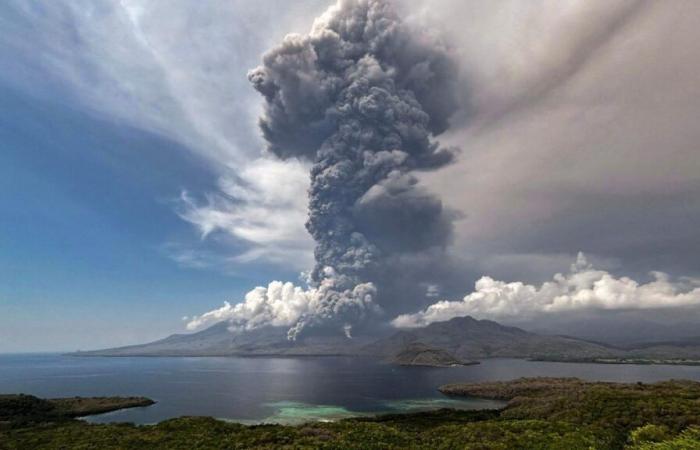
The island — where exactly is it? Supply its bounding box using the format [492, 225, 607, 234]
[3, 378, 700, 448]
[389, 342, 477, 367]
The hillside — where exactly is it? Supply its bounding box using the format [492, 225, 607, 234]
[74, 322, 373, 357]
[75, 315, 619, 362]
[364, 316, 619, 361]
[74, 315, 700, 364]
[390, 342, 476, 367]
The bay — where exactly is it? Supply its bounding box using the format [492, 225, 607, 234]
[2, 354, 700, 424]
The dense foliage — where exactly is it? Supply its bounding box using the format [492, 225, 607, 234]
[0, 394, 154, 427]
[630, 426, 700, 449]
[2, 378, 700, 449]
[0, 394, 61, 425]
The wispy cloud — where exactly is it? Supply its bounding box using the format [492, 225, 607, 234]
[412, 0, 649, 124]
[1, 0, 327, 271]
[176, 157, 314, 269]
[416, 0, 700, 277]
[1, 0, 311, 165]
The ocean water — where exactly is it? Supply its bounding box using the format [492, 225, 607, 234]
[2, 354, 700, 424]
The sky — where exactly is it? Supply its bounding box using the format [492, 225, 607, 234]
[1, 0, 699, 352]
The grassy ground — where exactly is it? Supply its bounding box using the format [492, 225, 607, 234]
[2, 378, 700, 449]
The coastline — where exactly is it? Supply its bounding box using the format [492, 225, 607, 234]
[4, 378, 700, 449]
[67, 351, 700, 367]
[530, 357, 700, 366]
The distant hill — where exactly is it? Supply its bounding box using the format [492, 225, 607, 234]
[390, 342, 476, 367]
[73, 315, 700, 364]
[73, 322, 373, 357]
[525, 317, 700, 346]
[363, 316, 619, 361]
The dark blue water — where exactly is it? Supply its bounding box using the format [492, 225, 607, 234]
[2, 354, 700, 424]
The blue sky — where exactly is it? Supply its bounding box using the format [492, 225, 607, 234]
[0, 0, 327, 351]
[2, 0, 700, 351]
[0, 86, 299, 351]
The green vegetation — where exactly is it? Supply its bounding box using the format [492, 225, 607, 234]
[441, 377, 700, 448]
[3, 378, 700, 449]
[630, 426, 700, 449]
[0, 394, 154, 426]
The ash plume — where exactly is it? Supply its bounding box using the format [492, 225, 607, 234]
[246, 0, 461, 339]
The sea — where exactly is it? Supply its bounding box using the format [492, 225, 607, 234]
[2, 354, 700, 425]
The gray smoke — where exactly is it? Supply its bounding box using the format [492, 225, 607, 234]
[249, 0, 461, 338]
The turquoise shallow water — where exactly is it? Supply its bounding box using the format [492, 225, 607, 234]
[259, 402, 365, 424]
[2, 354, 700, 424]
[252, 397, 505, 425]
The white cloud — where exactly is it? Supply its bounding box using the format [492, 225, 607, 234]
[186, 275, 378, 339]
[425, 284, 441, 298]
[186, 282, 310, 331]
[1, 1, 329, 272]
[176, 157, 314, 269]
[1, 0, 330, 166]
[392, 253, 700, 328]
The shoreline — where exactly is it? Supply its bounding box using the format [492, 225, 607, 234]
[65, 352, 700, 367]
[4, 378, 700, 448]
[531, 357, 700, 366]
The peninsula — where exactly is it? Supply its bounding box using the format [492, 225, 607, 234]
[3, 378, 700, 448]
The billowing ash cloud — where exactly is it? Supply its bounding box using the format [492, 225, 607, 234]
[392, 253, 700, 328]
[228, 0, 460, 338]
[186, 277, 377, 334]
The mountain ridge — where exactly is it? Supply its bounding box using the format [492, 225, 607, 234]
[72, 315, 700, 364]
[72, 315, 624, 361]
[362, 316, 619, 361]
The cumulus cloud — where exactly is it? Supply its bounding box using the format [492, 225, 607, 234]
[392, 253, 700, 328]
[186, 274, 379, 340]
